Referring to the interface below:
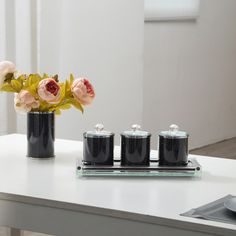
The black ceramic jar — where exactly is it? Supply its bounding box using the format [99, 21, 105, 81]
[158, 124, 189, 166]
[83, 124, 114, 165]
[121, 125, 151, 166]
[27, 112, 55, 158]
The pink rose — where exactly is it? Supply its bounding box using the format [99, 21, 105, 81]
[38, 78, 61, 104]
[71, 78, 95, 105]
[14, 90, 40, 114]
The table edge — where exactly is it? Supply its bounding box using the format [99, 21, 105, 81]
[0, 192, 235, 236]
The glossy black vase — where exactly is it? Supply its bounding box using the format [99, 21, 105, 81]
[27, 112, 55, 158]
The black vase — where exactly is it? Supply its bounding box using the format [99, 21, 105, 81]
[27, 112, 55, 158]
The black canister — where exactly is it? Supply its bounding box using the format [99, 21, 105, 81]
[83, 124, 114, 165]
[27, 111, 55, 158]
[158, 124, 189, 166]
[121, 125, 151, 166]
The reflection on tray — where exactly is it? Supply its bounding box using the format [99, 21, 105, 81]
[77, 158, 202, 177]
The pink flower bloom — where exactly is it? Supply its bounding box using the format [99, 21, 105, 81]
[38, 78, 61, 104]
[14, 90, 40, 114]
[71, 78, 95, 105]
[0, 61, 16, 86]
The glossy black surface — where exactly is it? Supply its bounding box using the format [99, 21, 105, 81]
[121, 135, 150, 166]
[27, 112, 55, 158]
[83, 135, 114, 165]
[158, 136, 188, 166]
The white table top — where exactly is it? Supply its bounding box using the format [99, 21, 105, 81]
[0, 134, 236, 235]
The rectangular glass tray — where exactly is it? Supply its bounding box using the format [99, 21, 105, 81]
[77, 158, 202, 177]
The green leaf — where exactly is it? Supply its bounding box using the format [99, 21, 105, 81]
[39, 101, 51, 111]
[70, 74, 74, 84]
[11, 79, 22, 92]
[33, 73, 43, 81]
[16, 76, 24, 87]
[59, 83, 66, 101]
[0, 83, 15, 92]
[24, 76, 29, 87]
[69, 98, 84, 113]
[42, 73, 49, 79]
[28, 74, 40, 86]
[26, 85, 37, 97]
[22, 75, 40, 96]
[65, 80, 69, 91]
[58, 103, 71, 110]
[65, 80, 72, 97]
[17, 74, 26, 81]
[53, 74, 59, 82]
[55, 109, 61, 115]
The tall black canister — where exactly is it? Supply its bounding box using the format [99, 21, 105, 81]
[83, 124, 114, 165]
[121, 124, 151, 166]
[158, 124, 189, 166]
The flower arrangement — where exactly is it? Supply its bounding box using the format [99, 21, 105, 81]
[0, 61, 95, 114]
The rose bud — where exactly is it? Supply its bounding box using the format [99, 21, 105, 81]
[0, 61, 16, 86]
[38, 78, 61, 104]
[14, 90, 40, 114]
[71, 78, 95, 105]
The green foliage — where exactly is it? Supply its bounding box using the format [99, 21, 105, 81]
[42, 73, 49, 79]
[24, 74, 40, 95]
[39, 101, 51, 112]
[53, 74, 59, 82]
[68, 98, 84, 113]
[11, 79, 22, 92]
[59, 83, 66, 101]
[58, 103, 71, 110]
[0, 83, 15, 92]
[70, 73, 74, 84]
[55, 109, 61, 115]
[0, 72, 85, 115]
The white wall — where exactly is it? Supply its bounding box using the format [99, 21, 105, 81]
[15, 0, 35, 135]
[144, 0, 236, 149]
[0, 0, 7, 135]
[17, 0, 144, 145]
[0, 0, 16, 135]
[13, 0, 236, 150]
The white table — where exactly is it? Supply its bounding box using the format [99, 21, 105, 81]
[0, 134, 235, 236]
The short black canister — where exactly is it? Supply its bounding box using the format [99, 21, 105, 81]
[158, 124, 189, 166]
[121, 125, 151, 166]
[83, 124, 114, 165]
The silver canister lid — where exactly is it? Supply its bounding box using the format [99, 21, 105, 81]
[159, 124, 188, 139]
[121, 124, 151, 138]
[84, 124, 114, 138]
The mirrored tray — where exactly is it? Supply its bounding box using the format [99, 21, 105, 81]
[77, 158, 202, 177]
